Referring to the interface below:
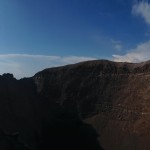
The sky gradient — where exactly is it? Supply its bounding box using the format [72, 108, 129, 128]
[0, 0, 150, 78]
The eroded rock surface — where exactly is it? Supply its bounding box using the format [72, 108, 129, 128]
[33, 60, 150, 150]
[0, 60, 150, 149]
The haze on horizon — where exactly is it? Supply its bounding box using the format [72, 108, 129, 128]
[0, 0, 150, 78]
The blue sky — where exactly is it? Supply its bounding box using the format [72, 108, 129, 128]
[0, 0, 150, 78]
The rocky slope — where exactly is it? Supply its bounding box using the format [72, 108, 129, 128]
[0, 60, 150, 149]
[33, 60, 150, 150]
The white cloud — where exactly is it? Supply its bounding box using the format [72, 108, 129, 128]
[112, 1, 150, 63]
[113, 40, 150, 63]
[0, 54, 96, 79]
[132, 0, 150, 25]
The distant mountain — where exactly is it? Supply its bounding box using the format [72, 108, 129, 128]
[0, 60, 150, 149]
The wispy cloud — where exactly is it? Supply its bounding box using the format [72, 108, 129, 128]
[145, 32, 150, 36]
[111, 39, 123, 51]
[0, 54, 96, 79]
[113, 1, 150, 63]
[132, 0, 150, 25]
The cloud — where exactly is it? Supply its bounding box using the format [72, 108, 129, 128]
[114, 44, 122, 51]
[145, 32, 150, 36]
[132, 0, 150, 25]
[113, 40, 150, 62]
[0, 54, 96, 79]
[112, 1, 150, 63]
[111, 39, 123, 51]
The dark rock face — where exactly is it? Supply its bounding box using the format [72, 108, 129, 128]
[37, 108, 103, 150]
[1, 60, 150, 149]
[33, 60, 150, 150]
[0, 75, 40, 149]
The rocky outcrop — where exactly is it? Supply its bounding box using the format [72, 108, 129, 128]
[33, 60, 150, 150]
[1, 60, 150, 149]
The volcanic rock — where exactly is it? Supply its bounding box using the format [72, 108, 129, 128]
[0, 60, 150, 149]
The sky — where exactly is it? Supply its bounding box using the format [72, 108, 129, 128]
[0, 0, 150, 78]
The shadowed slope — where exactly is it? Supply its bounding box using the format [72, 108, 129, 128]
[37, 109, 103, 150]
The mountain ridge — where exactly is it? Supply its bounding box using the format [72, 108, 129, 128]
[33, 59, 150, 150]
[0, 59, 150, 149]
